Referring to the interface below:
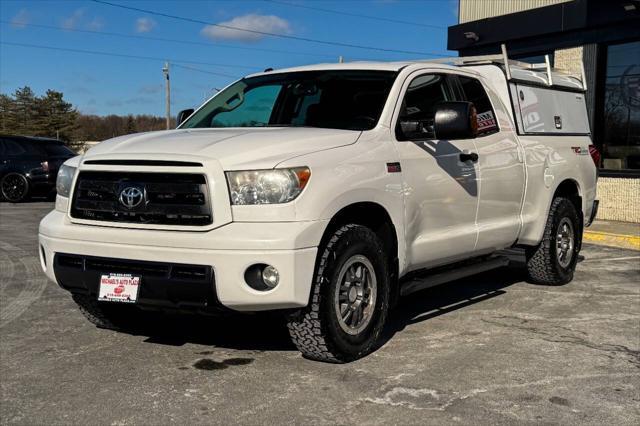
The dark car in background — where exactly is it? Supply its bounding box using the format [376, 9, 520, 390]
[0, 135, 76, 202]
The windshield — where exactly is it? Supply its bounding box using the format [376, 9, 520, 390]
[180, 70, 398, 131]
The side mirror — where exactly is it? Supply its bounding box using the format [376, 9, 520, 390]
[176, 108, 194, 127]
[434, 101, 478, 140]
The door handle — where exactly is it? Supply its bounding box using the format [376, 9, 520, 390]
[459, 152, 479, 163]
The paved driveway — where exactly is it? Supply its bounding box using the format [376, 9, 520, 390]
[1, 202, 638, 425]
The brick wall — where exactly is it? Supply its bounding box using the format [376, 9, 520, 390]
[596, 178, 640, 223]
[554, 47, 583, 75]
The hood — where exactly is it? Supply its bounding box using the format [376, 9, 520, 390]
[84, 127, 361, 169]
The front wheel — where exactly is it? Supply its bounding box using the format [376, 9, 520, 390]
[287, 224, 390, 363]
[526, 197, 580, 285]
[72, 294, 138, 330]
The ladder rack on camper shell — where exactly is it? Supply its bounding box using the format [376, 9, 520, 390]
[428, 44, 587, 92]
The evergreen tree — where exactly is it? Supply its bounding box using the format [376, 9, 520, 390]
[37, 90, 79, 140]
[12, 86, 39, 135]
[1, 87, 168, 143]
[125, 114, 137, 134]
[0, 94, 16, 134]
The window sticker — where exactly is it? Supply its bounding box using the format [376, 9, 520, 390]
[477, 110, 497, 132]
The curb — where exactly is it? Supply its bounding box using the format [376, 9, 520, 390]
[583, 230, 640, 251]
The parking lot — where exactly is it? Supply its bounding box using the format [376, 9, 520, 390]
[1, 202, 638, 425]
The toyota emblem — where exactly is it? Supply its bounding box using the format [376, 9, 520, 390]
[119, 186, 144, 209]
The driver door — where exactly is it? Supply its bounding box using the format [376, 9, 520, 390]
[394, 72, 480, 270]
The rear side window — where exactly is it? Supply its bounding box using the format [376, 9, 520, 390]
[1, 139, 28, 156]
[43, 143, 75, 156]
[457, 76, 499, 136]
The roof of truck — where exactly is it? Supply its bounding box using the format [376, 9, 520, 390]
[247, 61, 415, 77]
[248, 60, 585, 91]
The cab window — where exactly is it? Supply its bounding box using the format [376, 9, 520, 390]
[456, 76, 499, 136]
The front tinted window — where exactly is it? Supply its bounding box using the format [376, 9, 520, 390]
[181, 70, 398, 131]
[398, 74, 451, 139]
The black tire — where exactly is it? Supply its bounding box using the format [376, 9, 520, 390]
[526, 197, 581, 285]
[1, 173, 30, 202]
[287, 224, 390, 363]
[71, 294, 138, 330]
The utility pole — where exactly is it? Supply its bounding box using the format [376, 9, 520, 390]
[162, 61, 171, 130]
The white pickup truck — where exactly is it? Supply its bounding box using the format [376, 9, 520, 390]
[39, 57, 598, 362]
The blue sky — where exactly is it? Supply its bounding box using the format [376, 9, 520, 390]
[0, 0, 458, 116]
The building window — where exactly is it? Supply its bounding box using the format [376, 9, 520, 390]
[602, 40, 640, 171]
[512, 52, 554, 66]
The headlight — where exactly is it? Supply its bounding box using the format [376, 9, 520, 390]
[56, 164, 76, 198]
[226, 167, 311, 205]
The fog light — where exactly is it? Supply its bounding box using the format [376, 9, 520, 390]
[262, 265, 279, 289]
[244, 264, 279, 291]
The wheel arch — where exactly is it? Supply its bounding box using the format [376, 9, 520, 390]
[518, 177, 585, 248]
[553, 178, 583, 214]
[318, 201, 402, 306]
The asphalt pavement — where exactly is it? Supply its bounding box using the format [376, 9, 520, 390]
[1, 202, 639, 425]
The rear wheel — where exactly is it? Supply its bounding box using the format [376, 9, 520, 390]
[1, 173, 30, 202]
[526, 197, 580, 285]
[287, 224, 390, 363]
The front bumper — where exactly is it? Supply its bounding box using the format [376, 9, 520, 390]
[39, 210, 325, 311]
[54, 253, 226, 314]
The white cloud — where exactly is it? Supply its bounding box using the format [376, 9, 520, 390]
[61, 9, 105, 31]
[136, 17, 157, 33]
[200, 14, 291, 42]
[10, 9, 29, 28]
[62, 8, 85, 30]
[87, 18, 105, 31]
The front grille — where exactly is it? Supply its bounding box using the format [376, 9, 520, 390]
[70, 171, 212, 226]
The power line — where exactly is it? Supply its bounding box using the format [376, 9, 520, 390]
[90, 0, 450, 57]
[0, 41, 244, 78]
[0, 20, 345, 60]
[172, 63, 240, 77]
[262, 0, 445, 29]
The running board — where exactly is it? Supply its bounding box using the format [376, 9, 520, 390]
[400, 256, 510, 297]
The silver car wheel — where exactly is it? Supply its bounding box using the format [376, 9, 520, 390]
[556, 217, 575, 268]
[334, 255, 377, 336]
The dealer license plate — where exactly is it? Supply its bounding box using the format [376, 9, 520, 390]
[98, 273, 141, 303]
